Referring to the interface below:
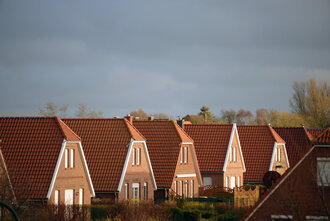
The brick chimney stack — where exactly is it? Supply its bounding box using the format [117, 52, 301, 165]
[124, 114, 133, 124]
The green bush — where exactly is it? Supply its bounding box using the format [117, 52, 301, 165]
[170, 207, 184, 221]
[91, 205, 109, 220]
[183, 210, 201, 221]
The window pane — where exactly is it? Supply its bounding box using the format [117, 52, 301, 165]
[65, 149, 68, 168]
[70, 149, 74, 168]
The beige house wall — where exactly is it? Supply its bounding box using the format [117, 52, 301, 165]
[223, 130, 244, 188]
[171, 144, 200, 198]
[49, 142, 92, 205]
[118, 142, 154, 201]
[271, 144, 289, 175]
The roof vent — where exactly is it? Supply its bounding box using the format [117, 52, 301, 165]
[148, 116, 154, 121]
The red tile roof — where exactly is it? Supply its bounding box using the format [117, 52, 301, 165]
[312, 127, 330, 144]
[307, 128, 324, 139]
[237, 125, 284, 183]
[184, 124, 233, 172]
[273, 127, 312, 165]
[133, 120, 193, 188]
[63, 118, 143, 192]
[0, 117, 78, 199]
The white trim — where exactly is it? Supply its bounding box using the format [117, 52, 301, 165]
[47, 140, 67, 199]
[235, 125, 246, 172]
[117, 139, 157, 191]
[271, 215, 293, 219]
[269, 142, 277, 171]
[184, 147, 188, 163]
[306, 216, 328, 220]
[132, 148, 136, 165]
[137, 148, 140, 165]
[176, 174, 196, 178]
[283, 143, 290, 168]
[244, 145, 318, 220]
[317, 157, 330, 160]
[180, 147, 183, 163]
[181, 142, 193, 145]
[70, 149, 74, 168]
[65, 148, 68, 168]
[223, 123, 235, 172]
[190, 180, 194, 198]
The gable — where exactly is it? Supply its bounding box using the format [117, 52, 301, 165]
[269, 143, 290, 175]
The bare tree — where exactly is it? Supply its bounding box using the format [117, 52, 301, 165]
[255, 109, 271, 125]
[39, 103, 58, 116]
[75, 104, 88, 118]
[153, 113, 170, 120]
[130, 109, 149, 120]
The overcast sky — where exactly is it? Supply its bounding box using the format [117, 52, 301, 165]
[0, 0, 329, 118]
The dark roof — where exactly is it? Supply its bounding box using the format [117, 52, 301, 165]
[273, 127, 312, 165]
[312, 127, 330, 145]
[184, 124, 233, 172]
[237, 125, 284, 182]
[133, 120, 193, 188]
[63, 118, 144, 192]
[0, 117, 79, 199]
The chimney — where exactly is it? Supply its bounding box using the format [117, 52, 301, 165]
[148, 116, 154, 121]
[125, 114, 133, 124]
[177, 119, 185, 129]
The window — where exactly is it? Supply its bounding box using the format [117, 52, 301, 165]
[64, 189, 74, 206]
[70, 149, 74, 168]
[79, 188, 83, 208]
[132, 183, 140, 200]
[271, 215, 293, 220]
[132, 148, 135, 165]
[180, 181, 183, 196]
[144, 182, 148, 200]
[190, 180, 194, 198]
[317, 158, 330, 186]
[229, 147, 232, 162]
[230, 176, 235, 189]
[125, 183, 129, 199]
[185, 180, 188, 197]
[203, 177, 212, 189]
[180, 147, 183, 163]
[237, 176, 240, 187]
[184, 147, 188, 163]
[55, 190, 59, 206]
[137, 148, 140, 165]
[306, 216, 328, 220]
[65, 149, 69, 168]
[225, 176, 228, 188]
[277, 148, 281, 162]
[174, 181, 177, 194]
[233, 147, 236, 162]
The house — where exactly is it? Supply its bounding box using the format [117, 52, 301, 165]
[242, 127, 330, 221]
[307, 128, 324, 138]
[133, 120, 202, 199]
[273, 127, 314, 165]
[63, 117, 157, 202]
[0, 117, 95, 205]
[237, 125, 290, 184]
[184, 124, 246, 189]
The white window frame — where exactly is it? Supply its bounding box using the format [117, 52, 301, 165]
[180, 181, 183, 196]
[184, 147, 188, 163]
[237, 176, 240, 187]
[65, 149, 69, 168]
[229, 147, 232, 162]
[132, 183, 140, 199]
[225, 176, 228, 188]
[230, 176, 235, 189]
[132, 148, 135, 165]
[79, 188, 83, 207]
[271, 215, 293, 220]
[275, 148, 278, 162]
[70, 149, 74, 168]
[174, 181, 177, 194]
[306, 216, 328, 220]
[180, 147, 183, 163]
[137, 148, 140, 165]
[277, 148, 281, 162]
[64, 189, 74, 206]
[144, 182, 148, 200]
[190, 180, 194, 198]
[125, 183, 128, 199]
[185, 180, 188, 197]
[317, 158, 330, 186]
[233, 147, 236, 162]
[55, 190, 59, 206]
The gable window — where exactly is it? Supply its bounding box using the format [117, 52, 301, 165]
[185, 180, 188, 197]
[184, 147, 188, 163]
[230, 176, 236, 189]
[79, 188, 83, 208]
[277, 148, 281, 162]
[174, 181, 177, 194]
[229, 147, 232, 162]
[55, 190, 59, 206]
[65, 149, 69, 168]
[125, 183, 129, 199]
[132, 183, 139, 200]
[180, 181, 183, 196]
[317, 158, 330, 186]
[190, 180, 194, 198]
[144, 182, 148, 200]
[237, 176, 240, 187]
[180, 147, 183, 163]
[70, 149, 75, 168]
[233, 147, 236, 162]
[271, 215, 293, 221]
[137, 148, 140, 165]
[132, 148, 136, 165]
[225, 176, 228, 188]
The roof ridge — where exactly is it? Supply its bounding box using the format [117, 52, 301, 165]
[55, 117, 81, 141]
[312, 126, 330, 144]
[267, 124, 285, 143]
[123, 118, 146, 141]
[302, 127, 314, 141]
[171, 121, 193, 143]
